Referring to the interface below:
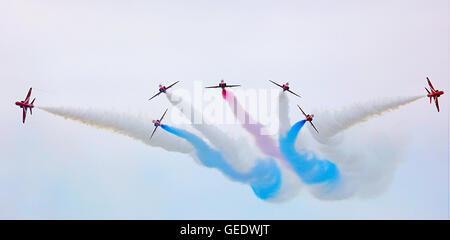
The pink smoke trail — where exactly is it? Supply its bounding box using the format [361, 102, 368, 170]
[222, 89, 290, 168]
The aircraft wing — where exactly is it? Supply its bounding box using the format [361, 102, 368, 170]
[427, 77, 436, 91]
[225, 84, 240, 88]
[269, 80, 283, 88]
[297, 104, 307, 117]
[310, 122, 319, 133]
[148, 91, 162, 101]
[150, 126, 158, 140]
[287, 89, 302, 98]
[24, 88, 32, 103]
[22, 108, 27, 124]
[435, 96, 440, 112]
[166, 81, 180, 90]
[205, 86, 222, 88]
[159, 108, 168, 122]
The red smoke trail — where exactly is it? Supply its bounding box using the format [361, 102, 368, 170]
[222, 89, 291, 168]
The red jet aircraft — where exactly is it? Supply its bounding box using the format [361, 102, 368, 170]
[425, 77, 444, 112]
[15, 88, 36, 124]
[297, 105, 319, 133]
[149, 81, 180, 101]
[150, 108, 168, 140]
[205, 80, 240, 90]
[269, 80, 301, 98]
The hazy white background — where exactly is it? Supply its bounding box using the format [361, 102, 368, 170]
[0, 0, 448, 219]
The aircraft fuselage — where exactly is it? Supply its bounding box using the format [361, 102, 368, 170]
[153, 120, 161, 127]
[159, 87, 167, 93]
[427, 91, 444, 98]
[15, 101, 33, 109]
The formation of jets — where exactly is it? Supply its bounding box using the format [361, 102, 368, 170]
[15, 77, 445, 140]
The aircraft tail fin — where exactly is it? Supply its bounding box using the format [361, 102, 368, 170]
[22, 108, 26, 123]
[31, 98, 35, 105]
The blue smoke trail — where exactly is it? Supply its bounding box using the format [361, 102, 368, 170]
[279, 120, 340, 186]
[161, 124, 282, 200]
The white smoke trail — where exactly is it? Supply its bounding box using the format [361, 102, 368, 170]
[290, 95, 422, 200]
[309, 126, 408, 200]
[38, 106, 193, 153]
[278, 92, 291, 137]
[312, 95, 423, 142]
